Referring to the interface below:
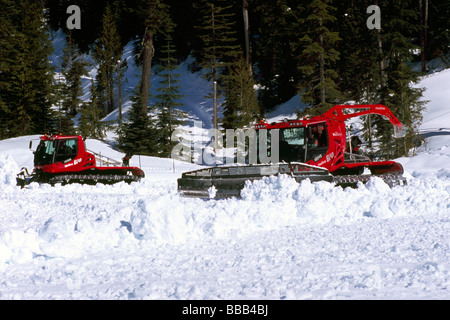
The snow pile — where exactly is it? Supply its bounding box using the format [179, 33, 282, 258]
[0, 153, 19, 187]
[1, 122, 450, 298]
[1, 147, 448, 272]
[398, 136, 450, 180]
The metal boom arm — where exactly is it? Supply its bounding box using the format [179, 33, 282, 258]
[322, 104, 403, 128]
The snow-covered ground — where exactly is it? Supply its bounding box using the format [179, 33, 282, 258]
[1, 39, 450, 300]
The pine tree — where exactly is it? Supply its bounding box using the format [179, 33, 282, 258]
[294, 0, 342, 115]
[332, 0, 382, 150]
[116, 58, 128, 124]
[194, 0, 241, 84]
[131, 0, 172, 115]
[2, 0, 57, 137]
[222, 56, 259, 129]
[379, 60, 426, 158]
[423, 0, 449, 65]
[92, 5, 122, 116]
[252, 0, 300, 111]
[78, 78, 105, 139]
[374, 0, 426, 158]
[58, 33, 89, 135]
[335, 0, 380, 104]
[0, 0, 21, 138]
[194, 0, 242, 132]
[154, 34, 187, 157]
[117, 85, 159, 156]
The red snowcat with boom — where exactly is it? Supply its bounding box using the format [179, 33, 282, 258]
[16, 134, 145, 187]
[177, 104, 408, 198]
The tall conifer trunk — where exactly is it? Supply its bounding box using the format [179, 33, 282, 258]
[140, 29, 154, 116]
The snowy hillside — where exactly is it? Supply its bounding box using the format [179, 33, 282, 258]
[50, 30, 219, 129]
[1, 34, 450, 301]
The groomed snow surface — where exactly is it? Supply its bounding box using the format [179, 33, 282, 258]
[0, 133, 449, 300]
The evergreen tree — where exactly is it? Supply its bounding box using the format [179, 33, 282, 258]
[379, 60, 426, 158]
[116, 0, 172, 156]
[58, 33, 89, 134]
[335, 0, 380, 104]
[333, 0, 382, 149]
[117, 85, 159, 156]
[1, 0, 57, 137]
[154, 35, 187, 157]
[92, 5, 122, 116]
[116, 58, 128, 124]
[222, 56, 259, 129]
[0, 0, 21, 138]
[374, 0, 426, 158]
[194, 0, 242, 131]
[194, 0, 241, 84]
[130, 0, 172, 115]
[294, 0, 342, 115]
[423, 0, 449, 65]
[78, 78, 105, 139]
[252, 0, 300, 111]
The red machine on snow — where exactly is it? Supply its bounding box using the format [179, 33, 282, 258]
[16, 134, 144, 187]
[177, 104, 408, 198]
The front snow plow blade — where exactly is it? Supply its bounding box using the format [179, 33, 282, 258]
[16, 167, 35, 188]
[178, 162, 407, 198]
[177, 163, 333, 198]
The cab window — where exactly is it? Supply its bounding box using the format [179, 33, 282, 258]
[54, 139, 78, 163]
[279, 127, 306, 163]
[34, 140, 56, 165]
[306, 123, 329, 161]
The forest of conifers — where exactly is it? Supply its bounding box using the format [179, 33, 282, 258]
[0, 0, 448, 158]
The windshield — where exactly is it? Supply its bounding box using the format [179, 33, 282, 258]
[256, 124, 329, 164]
[34, 140, 56, 165]
[34, 138, 78, 166]
[278, 127, 306, 163]
[281, 127, 305, 146]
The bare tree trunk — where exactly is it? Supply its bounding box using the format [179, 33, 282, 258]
[424, 0, 428, 66]
[108, 79, 114, 114]
[419, 0, 426, 72]
[319, 50, 325, 106]
[140, 29, 154, 116]
[319, 18, 325, 106]
[377, 28, 386, 103]
[211, 4, 218, 151]
[242, 0, 252, 75]
[117, 65, 122, 123]
[373, 0, 386, 103]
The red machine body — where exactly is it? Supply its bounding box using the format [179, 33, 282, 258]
[17, 134, 144, 186]
[254, 104, 405, 175]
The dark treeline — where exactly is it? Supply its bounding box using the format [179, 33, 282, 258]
[0, 0, 449, 159]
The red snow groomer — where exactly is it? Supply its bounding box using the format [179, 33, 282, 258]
[178, 104, 408, 198]
[16, 134, 144, 187]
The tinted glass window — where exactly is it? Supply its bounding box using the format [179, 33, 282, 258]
[281, 127, 305, 146]
[34, 140, 56, 165]
[55, 139, 78, 163]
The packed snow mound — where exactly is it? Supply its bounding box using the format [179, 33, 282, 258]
[397, 135, 450, 180]
[0, 153, 19, 187]
[1, 146, 449, 271]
